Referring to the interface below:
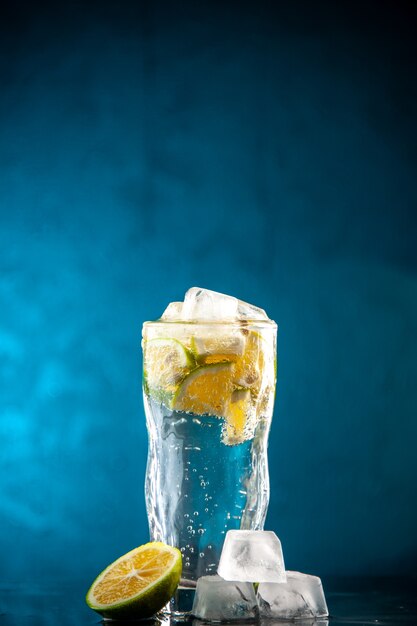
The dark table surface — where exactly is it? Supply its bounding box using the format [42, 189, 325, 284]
[0, 578, 416, 626]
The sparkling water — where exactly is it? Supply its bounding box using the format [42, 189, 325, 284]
[144, 398, 271, 584]
[142, 292, 276, 614]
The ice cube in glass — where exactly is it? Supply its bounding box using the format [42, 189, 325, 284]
[182, 287, 238, 320]
[161, 301, 183, 320]
[237, 299, 269, 320]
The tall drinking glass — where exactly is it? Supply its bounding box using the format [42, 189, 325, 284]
[142, 319, 277, 613]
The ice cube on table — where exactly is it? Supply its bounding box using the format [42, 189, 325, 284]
[161, 302, 183, 320]
[218, 530, 286, 583]
[257, 571, 329, 619]
[259, 619, 329, 626]
[192, 575, 258, 621]
[182, 287, 239, 321]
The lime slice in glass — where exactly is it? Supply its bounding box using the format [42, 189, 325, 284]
[144, 338, 195, 403]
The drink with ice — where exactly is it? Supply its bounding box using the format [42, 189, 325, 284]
[142, 288, 277, 609]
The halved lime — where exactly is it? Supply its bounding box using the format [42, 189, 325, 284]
[86, 542, 182, 619]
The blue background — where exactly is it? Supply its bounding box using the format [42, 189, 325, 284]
[1, 0, 416, 586]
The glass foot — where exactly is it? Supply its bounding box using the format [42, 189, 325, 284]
[163, 584, 196, 618]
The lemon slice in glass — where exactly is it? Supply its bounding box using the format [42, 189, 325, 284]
[223, 388, 254, 445]
[234, 330, 265, 394]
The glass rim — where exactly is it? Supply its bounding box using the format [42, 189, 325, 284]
[143, 319, 277, 329]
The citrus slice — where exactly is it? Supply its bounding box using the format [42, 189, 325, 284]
[233, 331, 265, 395]
[144, 338, 195, 402]
[223, 388, 253, 445]
[173, 362, 234, 417]
[86, 542, 182, 619]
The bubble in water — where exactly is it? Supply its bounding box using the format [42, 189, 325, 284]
[192, 468, 197, 473]
[193, 511, 199, 516]
[199, 552, 204, 558]
[186, 526, 193, 532]
[184, 513, 190, 518]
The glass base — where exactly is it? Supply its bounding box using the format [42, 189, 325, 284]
[163, 584, 196, 618]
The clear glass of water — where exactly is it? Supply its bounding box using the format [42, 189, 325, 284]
[142, 319, 277, 614]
